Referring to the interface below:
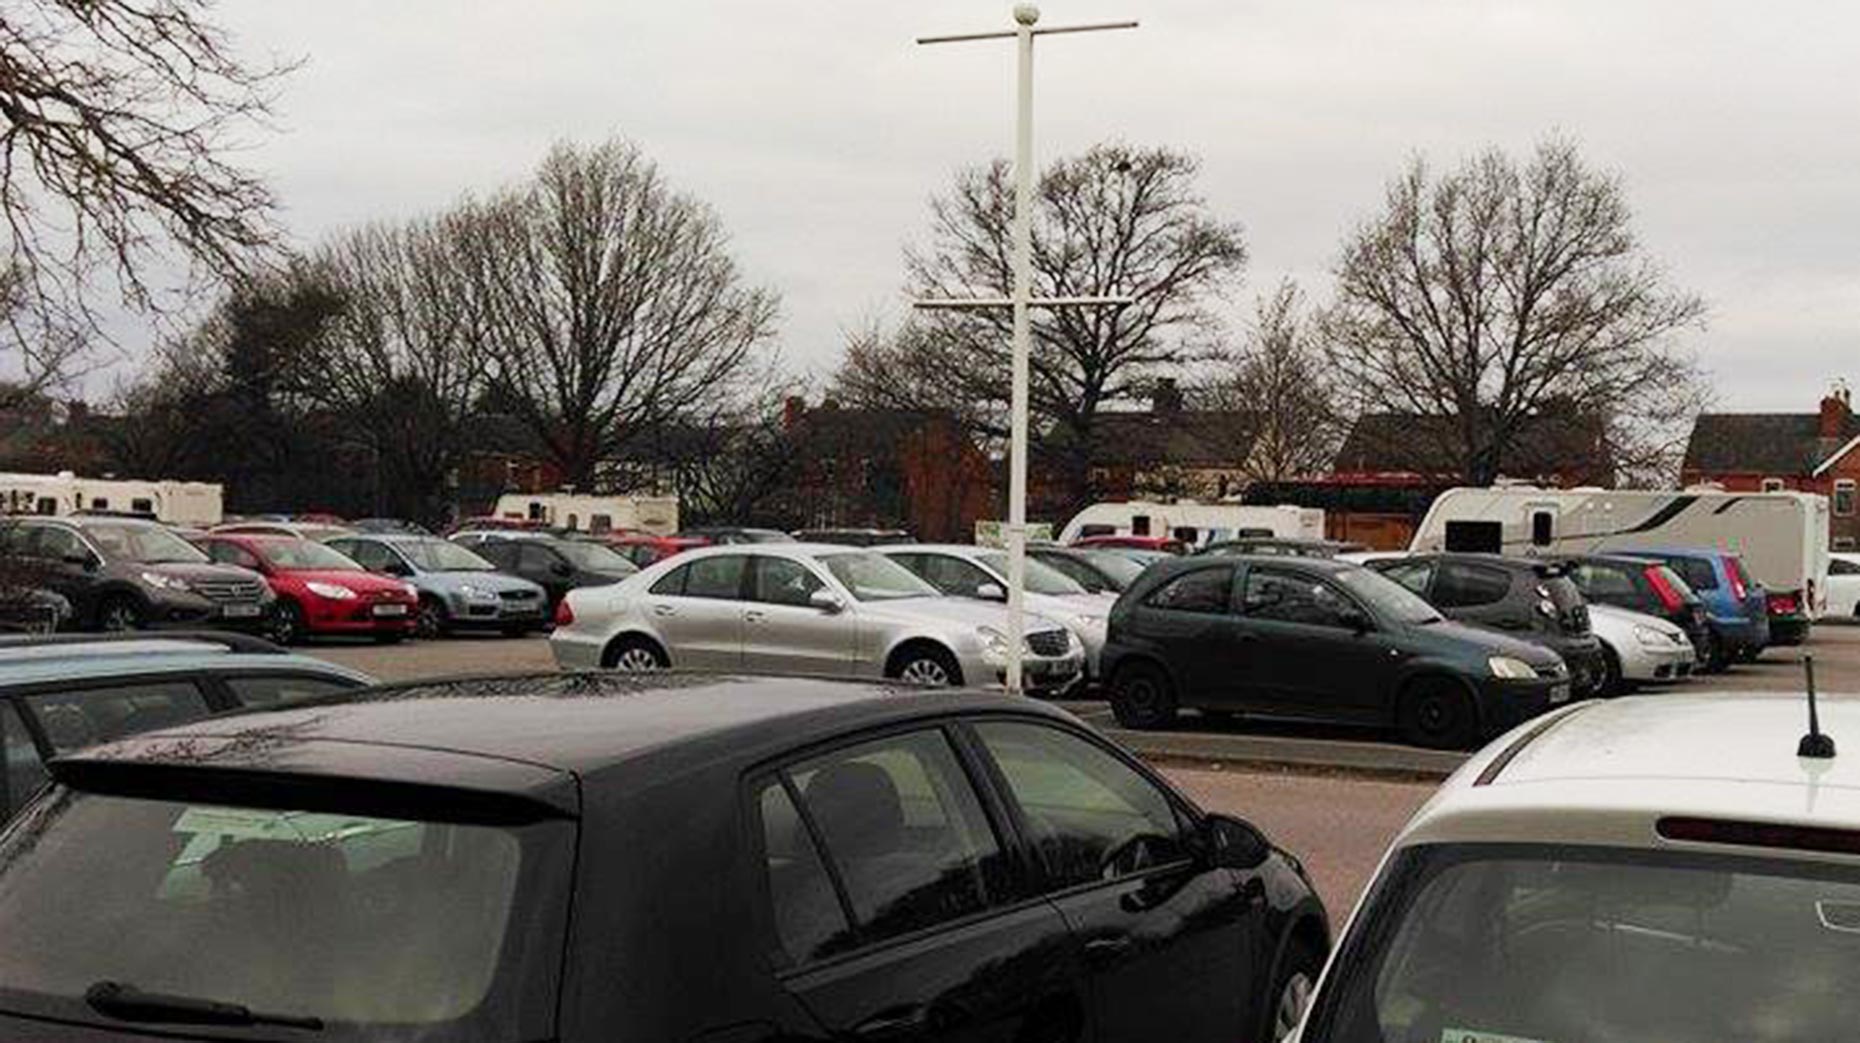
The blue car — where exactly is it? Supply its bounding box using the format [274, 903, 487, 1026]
[1632, 548, 1770, 669]
[329, 534, 549, 638]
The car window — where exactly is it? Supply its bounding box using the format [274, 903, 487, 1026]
[82, 522, 205, 564]
[222, 674, 359, 709]
[1573, 562, 1637, 598]
[677, 555, 748, 599]
[1035, 552, 1105, 591]
[1666, 555, 1718, 591]
[1833, 558, 1860, 576]
[1242, 568, 1358, 629]
[1143, 566, 1234, 614]
[780, 730, 1011, 954]
[973, 721, 1186, 888]
[975, 551, 1089, 596]
[755, 780, 855, 966]
[22, 525, 86, 561]
[913, 554, 1000, 598]
[1380, 560, 1434, 597]
[1434, 562, 1513, 608]
[337, 540, 395, 573]
[25, 680, 214, 753]
[204, 540, 261, 570]
[1, 700, 48, 817]
[516, 543, 559, 572]
[752, 557, 826, 607]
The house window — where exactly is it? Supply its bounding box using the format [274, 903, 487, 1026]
[1837, 480, 1857, 517]
[1760, 478, 1786, 493]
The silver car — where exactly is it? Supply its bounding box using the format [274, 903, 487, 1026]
[1587, 601, 1696, 694]
[550, 544, 1086, 694]
[877, 544, 1117, 677]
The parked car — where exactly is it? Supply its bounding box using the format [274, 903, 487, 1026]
[552, 544, 1087, 695]
[347, 517, 433, 535]
[1103, 556, 1570, 748]
[1072, 534, 1189, 554]
[1369, 554, 1608, 698]
[601, 531, 711, 567]
[1635, 547, 1773, 664]
[327, 534, 548, 638]
[195, 533, 420, 645]
[1199, 538, 1368, 559]
[1830, 551, 1860, 618]
[0, 516, 272, 632]
[1292, 694, 1860, 1043]
[1564, 553, 1714, 664]
[465, 534, 637, 613]
[791, 527, 914, 547]
[210, 520, 355, 543]
[1586, 602, 1697, 694]
[1, 673, 1329, 1043]
[679, 526, 797, 545]
[878, 544, 1117, 679]
[0, 631, 371, 820]
[1028, 543, 1154, 594]
[0, 587, 68, 634]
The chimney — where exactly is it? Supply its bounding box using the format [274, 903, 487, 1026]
[782, 395, 806, 430]
[1151, 377, 1183, 414]
[1821, 380, 1852, 439]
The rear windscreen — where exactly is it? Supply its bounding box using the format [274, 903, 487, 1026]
[1670, 556, 1719, 591]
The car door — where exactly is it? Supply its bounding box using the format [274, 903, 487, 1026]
[1235, 566, 1392, 722]
[1126, 565, 1244, 705]
[516, 542, 572, 605]
[741, 555, 858, 676]
[753, 727, 1084, 1043]
[1433, 561, 1525, 632]
[969, 719, 1263, 1043]
[639, 555, 749, 669]
[16, 523, 96, 612]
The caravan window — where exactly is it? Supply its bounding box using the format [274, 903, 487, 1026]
[1078, 524, 1114, 539]
[34, 497, 56, 516]
[1131, 515, 1151, 536]
[591, 514, 613, 533]
[89, 498, 110, 511]
[1172, 527, 1198, 545]
[131, 498, 153, 514]
[1442, 520, 1503, 554]
[1530, 510, 1554, 547]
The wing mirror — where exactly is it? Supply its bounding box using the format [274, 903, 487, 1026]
[383, 562, 413, 578]
[1193, 813, 1272, 870]
[1339, 608, 1373, 634]
[63, 552, 97, 571]
[552, 562, 574, 578]
[976, 582, 1008, 602]
[809, 589, 846, 614]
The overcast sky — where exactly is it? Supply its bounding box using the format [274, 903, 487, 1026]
[178, 0, 1860, 411]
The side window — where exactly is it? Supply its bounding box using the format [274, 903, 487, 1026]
[223, 674, 360, 709]
[918, 555, 998, 598]
[1038, 554, 1102, 592]
[1, 700, 48, 817]
[516, 544, 557, 572]
[1831, 558, 1860, 577]
[1434, 563, 1513, 608]
[752, 557, 825, 607]
[649, 564, 689, 596]
[1242, 569, 1356, 628]
[755, 780, 856, 966]
[1143, 567, 1233, 614]
[205, 541, 260, 570]
[1380, 560, 1435, 597]
[1672, 557, 1717, 591]
[776, 730, 1010, 955]
[340, 541, 390, 572]
[682, 555, 749, 599]
[973, 721, 1186, 887]
[25, 680, 214, 752]
[1575, 564, 1636, 598]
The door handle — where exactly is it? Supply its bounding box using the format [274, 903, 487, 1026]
[652, 604, 676, 618]
[851, 1004, 923, 1040]
[1082, 936, 1132, 965]
[744, 609, 767, 623]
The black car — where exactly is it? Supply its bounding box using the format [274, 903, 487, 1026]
[1198, 538, 1368, 559]
[1562, 554, 1714, 668]
[1029, 544, 1153, 594]
[0, 673, 1331, 1043]
[1369, 554, 1608, 697]
[0, 516, 272, 632]
[679, 527, 797, 545]
[461, 535, 637, 612]
[1103, 557, 1571, 749]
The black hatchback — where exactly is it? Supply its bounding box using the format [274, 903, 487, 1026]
[0, 674, 1329, 1043]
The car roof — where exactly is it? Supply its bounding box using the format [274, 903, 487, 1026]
[0, 636, 368, 689]
[1405, 695, 1860, 856]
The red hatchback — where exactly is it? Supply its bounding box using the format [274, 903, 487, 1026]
[599, 532, 711, 568]
[196, 534, 420, 644]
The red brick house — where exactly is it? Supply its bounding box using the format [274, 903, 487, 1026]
[782, 399, 995, 542]
[1680, 384, 1859, 550]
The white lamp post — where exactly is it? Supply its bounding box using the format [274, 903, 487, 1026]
[915, 4, 1137, 695]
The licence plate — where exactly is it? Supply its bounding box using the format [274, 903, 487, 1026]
[1549, 684, 1571, 705]
[222, 604, 261, 619]
[372, 604, 408, 617]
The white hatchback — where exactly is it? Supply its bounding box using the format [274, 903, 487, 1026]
[1295, 694, 1860, 1043]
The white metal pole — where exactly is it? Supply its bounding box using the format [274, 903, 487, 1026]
[1006, 4, 1037, 696]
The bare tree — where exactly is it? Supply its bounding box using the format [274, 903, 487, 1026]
[835, 142, 1246, 511]
[466, 139, 779, 489]
[630, 367, 805, 527]
[0, 0, 290, 365]
[1200, 280, 1343, 484]
[1322, 137, 1708, 485]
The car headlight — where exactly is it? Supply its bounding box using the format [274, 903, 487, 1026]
[1074, 613, 1107, 629]
[1488, 656, 1539, 680]
[305, 581, 357, 601]
[977, 625, 1009, 660]
[140, 571, 191, 593]
[1634, 624, 1671, 648]
[402, 583, 420, 598]
[456, 584, 490, 599]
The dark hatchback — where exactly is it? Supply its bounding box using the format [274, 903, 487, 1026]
[0, 674, 1330, 1043]
[0, 517, 272, 632]
[462, 535, 637, 613]
[1103, 557, 1570, 749]
[1369, 554, 1607, 697]
[1563, 554, 1714, 667]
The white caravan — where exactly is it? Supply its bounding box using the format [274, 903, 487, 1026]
[0, 471, 224, 527]
[492, 493, 680, 536]
[1057, 501, 1325, 549]
[1411, 486, 1832, 616]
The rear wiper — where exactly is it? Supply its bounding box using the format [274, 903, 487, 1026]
[85, 981, 323, 1031]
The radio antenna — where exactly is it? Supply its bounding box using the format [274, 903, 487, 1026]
[1799, 654, 1837, 759]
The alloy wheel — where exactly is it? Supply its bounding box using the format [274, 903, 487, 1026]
[99, 601, 141, 632]
[415, 601, 444, 639]
[613, 646, 664, 672]
[898, 658, 952, 686]
[1273, 971, 1315, 1041]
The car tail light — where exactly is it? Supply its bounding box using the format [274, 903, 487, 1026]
[1660, 816, 1860, 856]
[1645, 566, 1685, 612]
[1727, 557, 1748, 602]
[553, 598, 575, 627]
[1768, 592, 1798, 616]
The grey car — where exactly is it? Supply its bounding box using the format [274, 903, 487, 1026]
[328, 534, 549, 638]
[550, 544, 1086, 694]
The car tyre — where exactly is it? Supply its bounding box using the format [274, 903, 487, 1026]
[267, 600, 305, 646]
[415, 597, 448, 640]
[604, 635, 670, 673]
[1109, 660, 1178, 730]
[1598, 644, 1626, 697]
[96, 594, 145, 633]
[373, 631, 406, 645]
[1396, 675, 1480, 750]
[1265, 935, 1325, 1043]
[1698, 628, 1728, 673]
[888, 644, 963, 688]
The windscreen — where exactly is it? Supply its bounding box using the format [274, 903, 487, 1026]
[401, 539, 495, 572]
[86, 524, 206, 565]
[1080, 551, 1145, 588]
[553, 540, 637, 574]
[1335, 566, 1443, 625]
[821, 552, 938, 601]
[265, 539, 363, 571]
[1304, 843, 1860, 1043]
[976, 551, 1089, 596]
[0, 790, 570, 1040]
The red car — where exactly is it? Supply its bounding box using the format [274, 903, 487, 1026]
[597, 532, 711, 567]
[1071, 534, 1189, 554]
[195, 533, 420, 644]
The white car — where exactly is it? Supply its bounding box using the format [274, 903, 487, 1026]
[550, 543, 1085, 695]
[1293, 694, 1860, 1042]
[1588, 601, 1695, 693]
[1830, 552, 1860, 618]
[877, 544, 1118, 678]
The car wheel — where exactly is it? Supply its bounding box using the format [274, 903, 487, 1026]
[96, 595, 145, 633]
[1599, 644, 1625, 697]
[604, 636, 669, 673]
[1109, 660, 1178, 730]
[1396, 675, 1479, 750]
[267, 600, 305, 646]
[1698, 628, 1728, 673]
[1737, 645, 1761, 664]
[889, 645, 963, 688]
[1266, 936, 1325, 1043]
[415, 598, 448, 640]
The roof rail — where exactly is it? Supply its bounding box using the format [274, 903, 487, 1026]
[0, 630, 286, 655]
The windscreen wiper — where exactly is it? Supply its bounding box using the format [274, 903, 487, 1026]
[85, 981, 323, 1031]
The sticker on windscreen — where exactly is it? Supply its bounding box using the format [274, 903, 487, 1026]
[173, 806, 408, 844]
[1442, 1031, 1551, 1043]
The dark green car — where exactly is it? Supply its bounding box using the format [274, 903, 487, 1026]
[1101, 556, 1571, 749]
